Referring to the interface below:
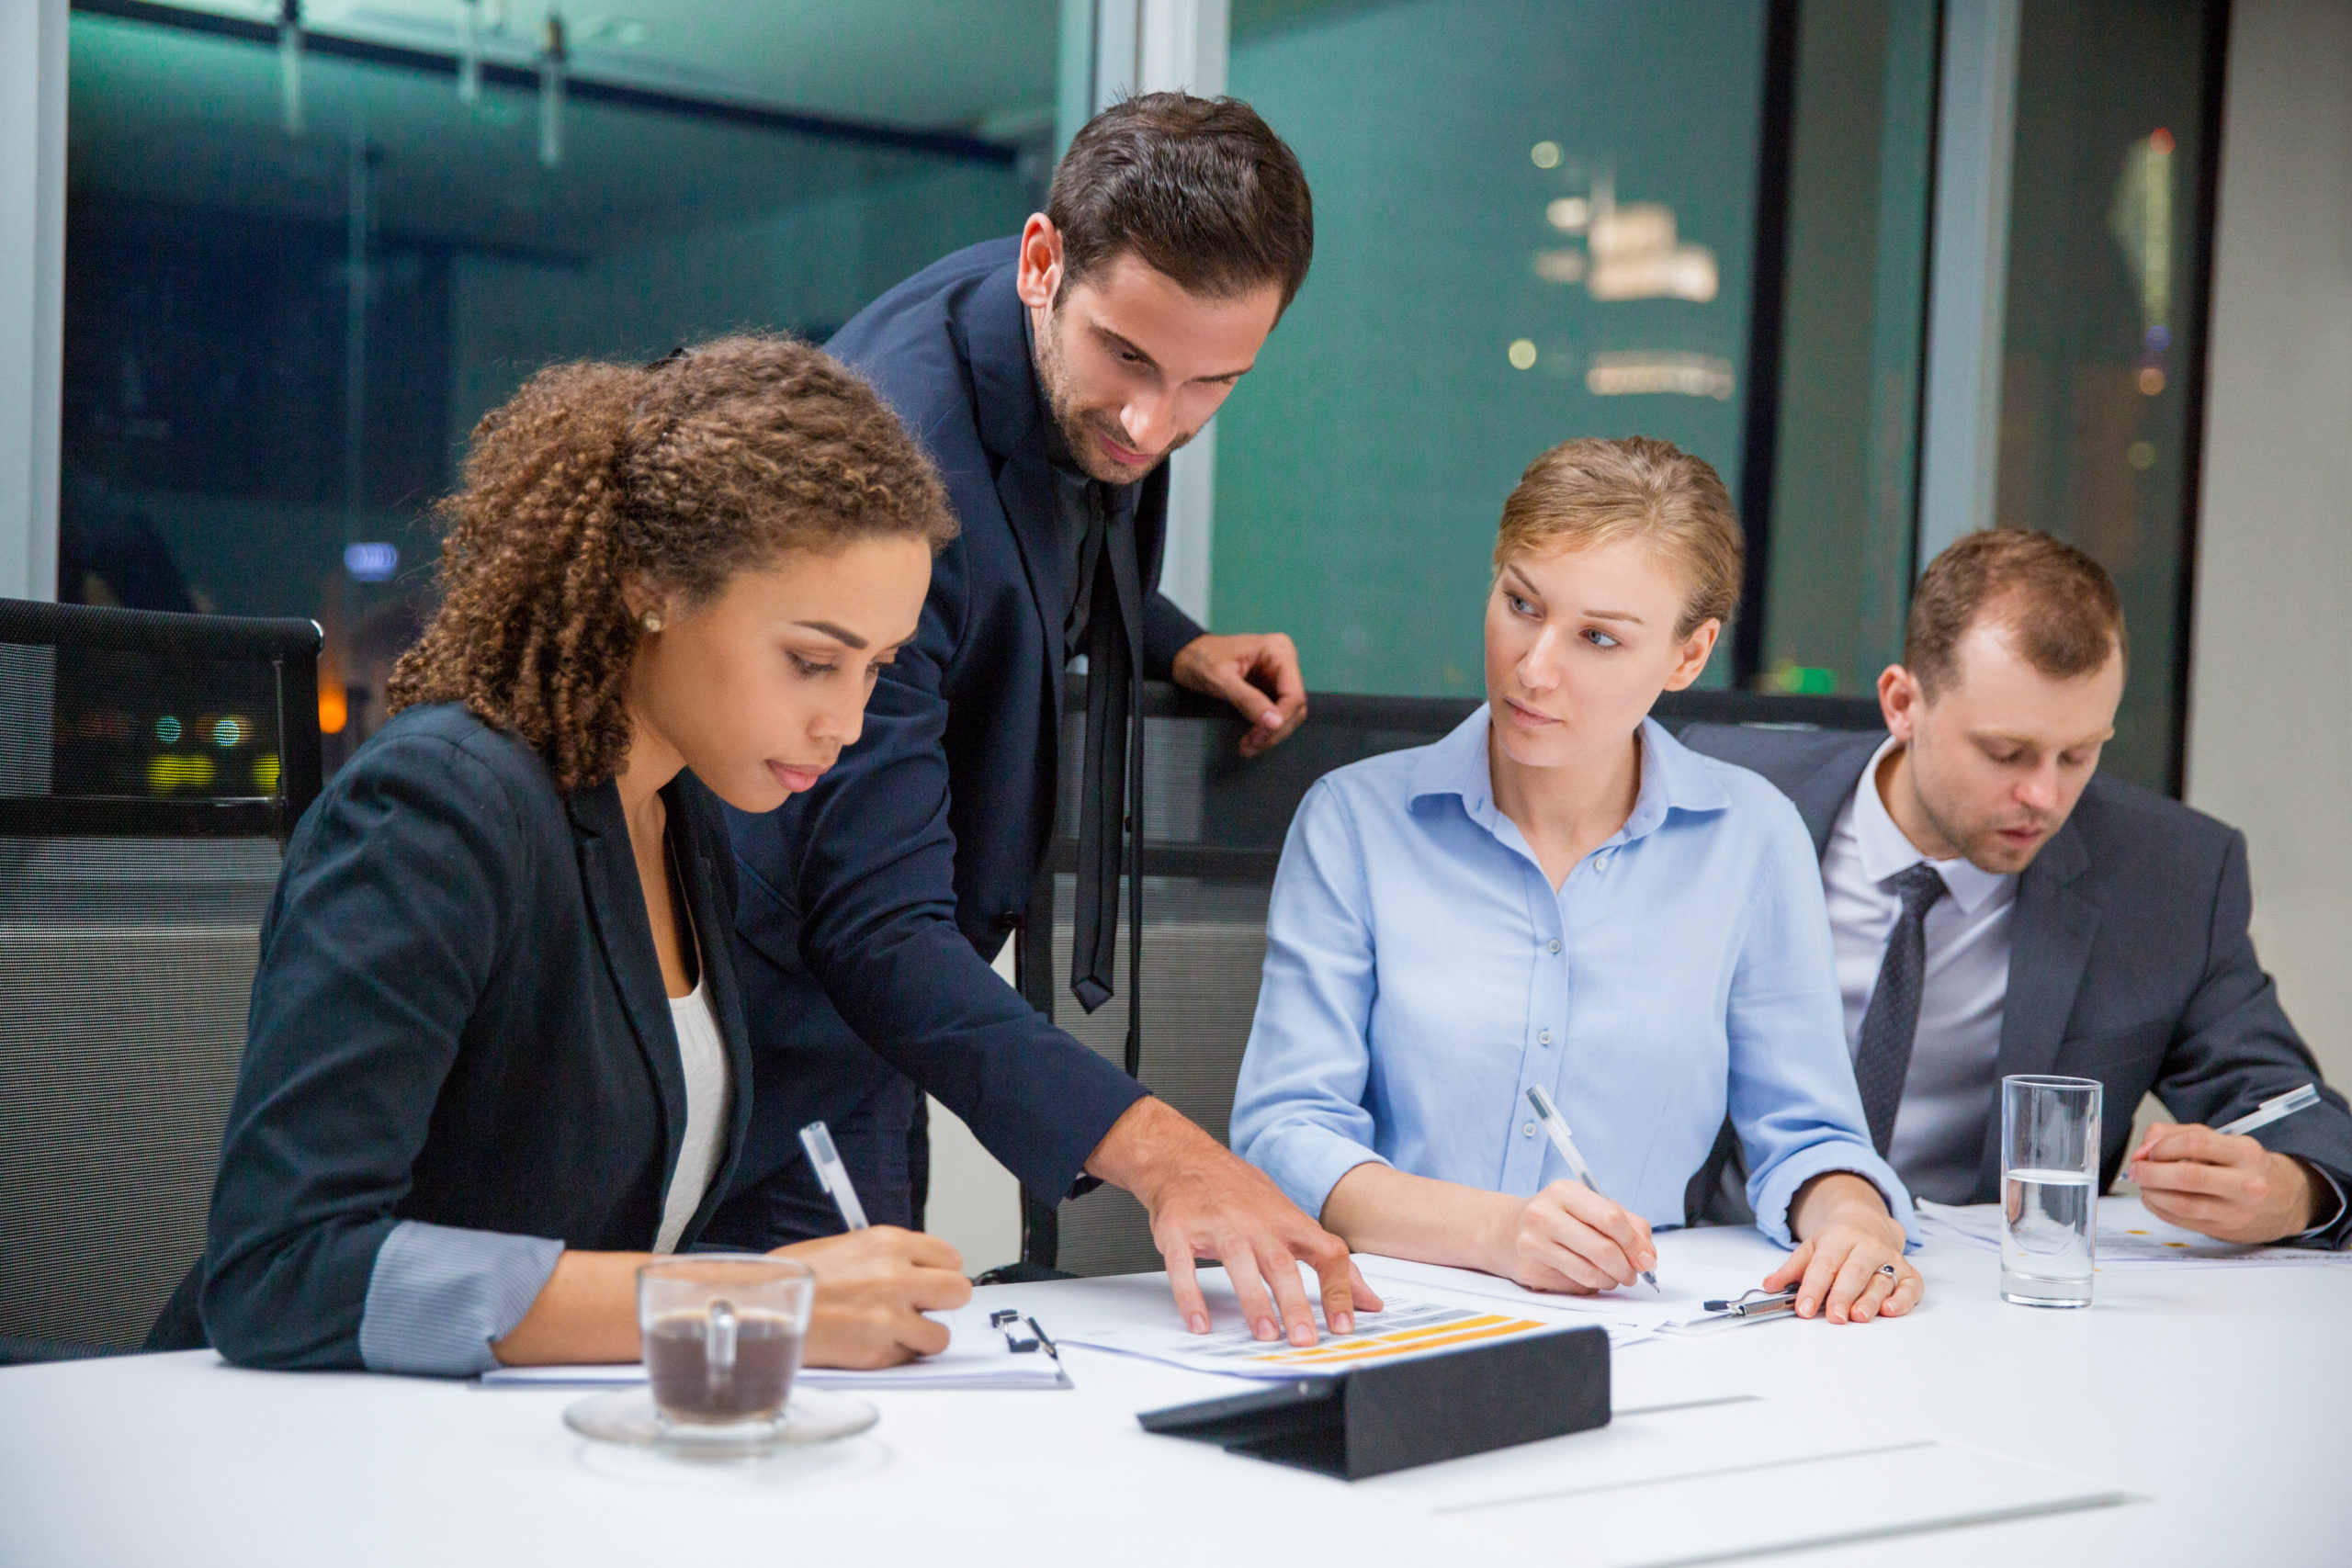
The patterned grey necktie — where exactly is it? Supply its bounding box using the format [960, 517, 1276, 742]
[1852, 863, 1949, 1156]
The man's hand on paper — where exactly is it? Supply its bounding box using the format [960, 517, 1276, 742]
[1769, 1172, 1921, 1325]
[781, 1227, 972, 1368]
[1086, 1095, 1381, 1345]
[1487, 1179, 1657, 1294]
[2127, 1122, 2319, 1243]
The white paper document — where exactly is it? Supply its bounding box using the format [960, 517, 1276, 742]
[1353, 1254, 1798, 1339]
[1061, 1286, 1602, 1379]
[1059, 1250, 1799, 1380]
[1917, 1193, 2352, 1269]
[476, 1301, 1070, 1392]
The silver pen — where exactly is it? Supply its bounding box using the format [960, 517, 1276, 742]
[1525, 1085, 1659, 1292]
[798, 1120, 870, 1231]
[2215, 1083, 2320, 1138]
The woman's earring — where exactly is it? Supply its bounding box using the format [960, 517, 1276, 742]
[640, 611, 663, 633]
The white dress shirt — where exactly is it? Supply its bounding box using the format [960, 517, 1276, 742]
[653, 875, 731, 1256]
[655, 977, 731, 1254]
[1822, 738, 2018, 1202]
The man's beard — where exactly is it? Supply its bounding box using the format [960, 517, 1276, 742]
[1913, 769, 2056, 874]
[1034, 315, 1194, 484]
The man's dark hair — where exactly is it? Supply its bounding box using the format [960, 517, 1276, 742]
[1047, 92, 1313, 311]
[1905, 528, 2127, 697]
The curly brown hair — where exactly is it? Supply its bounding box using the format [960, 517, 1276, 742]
[388, 334, 956, 790]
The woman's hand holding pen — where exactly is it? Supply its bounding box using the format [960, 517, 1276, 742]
[1487, 1180, 1657, 1294]
[776, 1227, 972, 1368]
[1766, 1172, 1921, 1324]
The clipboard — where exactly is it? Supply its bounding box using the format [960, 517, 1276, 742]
[1136, 1322, 1609, 1480]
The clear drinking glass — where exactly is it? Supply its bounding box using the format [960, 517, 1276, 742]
[2001, 1075, 2102, 1307]
[637, 1256, 815, 1431]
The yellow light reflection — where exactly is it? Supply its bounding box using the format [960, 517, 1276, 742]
[1507, 339, 1538, 370]
[148, 753, 219, 795]
[1530, 141, 1562, 169]
[1585, 351, 1736, 400]
[1532, 249, 1589, 285]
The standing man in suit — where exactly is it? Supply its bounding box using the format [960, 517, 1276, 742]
[713, 94, 1381, 1346]
[1684, 529, 2351, 1245]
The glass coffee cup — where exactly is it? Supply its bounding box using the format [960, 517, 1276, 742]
[637, 1256, 815, 1430]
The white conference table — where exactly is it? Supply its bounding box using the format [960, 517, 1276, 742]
[3, 1224, 2346, 1567]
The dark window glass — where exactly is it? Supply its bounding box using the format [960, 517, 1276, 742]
[1995, 0, 2219, 790]
[61, 6, 1050, 772]
[1214, 0, 1770, 698]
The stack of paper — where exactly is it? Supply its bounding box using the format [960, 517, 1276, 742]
[1061, 1255, 1804, 1380]
[1062, 1290, 1577, 1379]
[1354, 1254, 1802, 1340]
[1916, 1194, 2352, 1269]
[478, 1301, 1070, 1392]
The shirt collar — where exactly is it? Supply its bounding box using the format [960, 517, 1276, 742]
[1408, 706, 1730, 845]
[1850, 735, 2013, 914]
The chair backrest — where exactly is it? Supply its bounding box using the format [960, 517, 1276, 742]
[0, 599, 322, 1361]
[1016, 679, 1883, 1275]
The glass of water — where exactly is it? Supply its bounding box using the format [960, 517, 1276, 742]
[2001, 1075, 2103, 1307]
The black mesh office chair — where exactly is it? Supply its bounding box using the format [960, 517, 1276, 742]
[1012, 676, 1883, 1276]
[0, 599, 322, 1362]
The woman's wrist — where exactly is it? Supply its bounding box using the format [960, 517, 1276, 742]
[1477, 1188, 1536, 1278]
[1789, 1170, 1900, 1244]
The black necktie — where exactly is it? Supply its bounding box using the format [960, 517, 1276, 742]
[1853, 863, 1948, 1156]
[1069, 487, 1146, 1077]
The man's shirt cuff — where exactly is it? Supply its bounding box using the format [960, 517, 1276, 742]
[357, 1219, 565, 1376]
[2291, 1161, 2348, 1244]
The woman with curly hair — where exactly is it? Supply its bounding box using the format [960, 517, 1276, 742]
[199, 335, 973, 1374]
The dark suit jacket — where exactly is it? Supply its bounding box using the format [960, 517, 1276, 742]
[713, 238, 1204, 1242]
[200, 703, 755, 1368]
[1680, 722, 2352, 1245]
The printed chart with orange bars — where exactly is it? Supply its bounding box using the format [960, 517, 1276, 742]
[1064, 1297, 1566, 1380]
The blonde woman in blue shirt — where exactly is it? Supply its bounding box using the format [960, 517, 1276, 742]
[1233, 437, 1922, 1325]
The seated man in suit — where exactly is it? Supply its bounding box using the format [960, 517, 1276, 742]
[1684, 529, 2351, 1245]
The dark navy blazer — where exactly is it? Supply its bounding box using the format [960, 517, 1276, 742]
[1680, 722, 2352, 1244]
[712, 238, 1206, 1244]
[200, 703, 755, 1368]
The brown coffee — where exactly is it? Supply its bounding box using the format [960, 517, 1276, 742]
[643, 1305, 803, 1425]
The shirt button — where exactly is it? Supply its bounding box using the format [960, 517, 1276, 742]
[1521, 1121, 1538, 1138]
[1547, 939, 1562, 953]
[1539, 1029, 1553, 1045]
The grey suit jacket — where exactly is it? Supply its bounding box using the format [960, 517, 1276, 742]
[1679, 722, 2352, 1247]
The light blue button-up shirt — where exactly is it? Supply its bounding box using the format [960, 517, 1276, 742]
[1231, 708, 1915, 1247]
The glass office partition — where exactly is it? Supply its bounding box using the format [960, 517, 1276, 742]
[57, 1, 2224, 791]
[1751, 0, 1939, 698]
[1993, 0, 2221, 791]
[62, 1, 1051, 769]
[1213, 0, 1770, 697]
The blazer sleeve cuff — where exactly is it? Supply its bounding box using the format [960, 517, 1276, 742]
[1141, 591, 1207, 681]
[1747, 1140, 1920, 1251]
[1031, 1064, 1152, 1203]
[357, 1220, 565, 1377]
[1250, 1125, 1389, 1223]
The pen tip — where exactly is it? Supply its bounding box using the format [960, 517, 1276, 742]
[1644, 1271, 1660, 1292]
